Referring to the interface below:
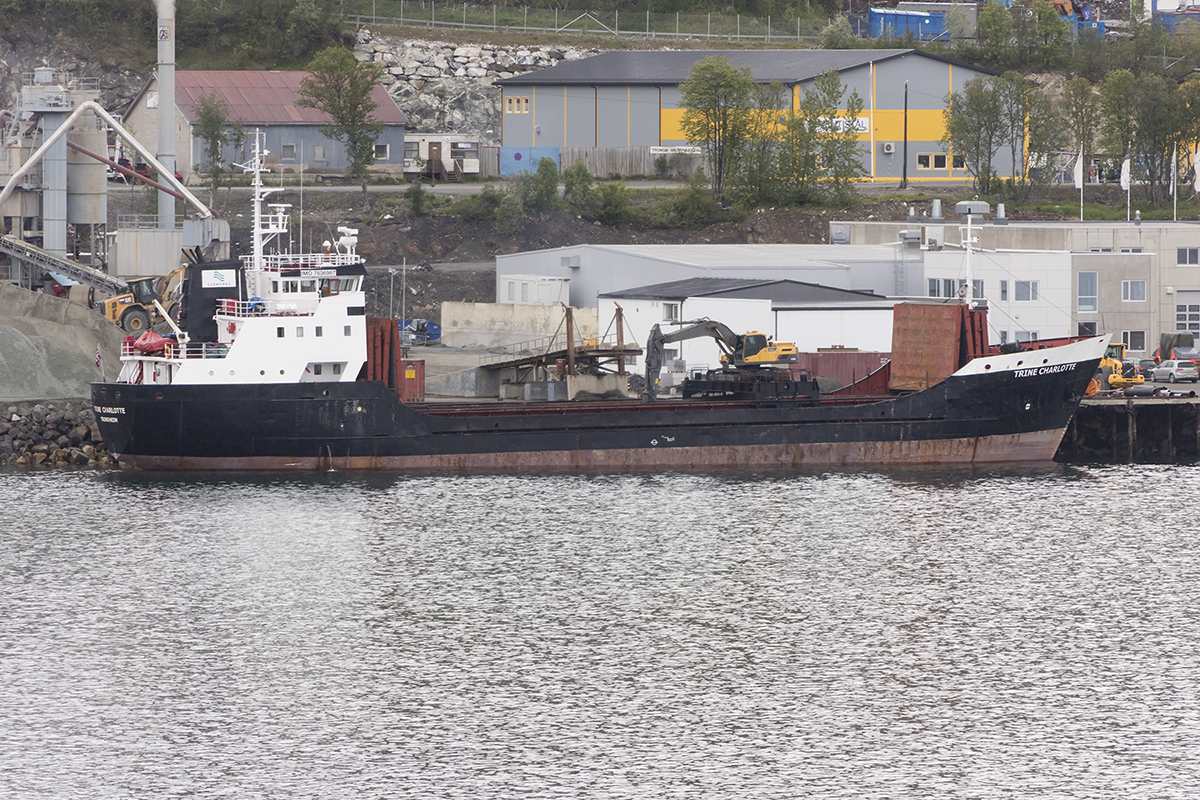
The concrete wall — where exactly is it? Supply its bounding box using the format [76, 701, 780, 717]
[441, 301, 599, 348]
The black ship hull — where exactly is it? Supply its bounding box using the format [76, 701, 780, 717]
[91, 348, 1101, 471]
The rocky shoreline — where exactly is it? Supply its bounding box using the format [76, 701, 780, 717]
[1, 402, 114, 468]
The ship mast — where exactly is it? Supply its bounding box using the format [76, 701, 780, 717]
[955, 200, 990, 307]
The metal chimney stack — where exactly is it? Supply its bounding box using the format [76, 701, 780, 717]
[157, 0, 176, 230]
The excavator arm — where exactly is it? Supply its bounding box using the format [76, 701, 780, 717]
[643, 319, 740, 401]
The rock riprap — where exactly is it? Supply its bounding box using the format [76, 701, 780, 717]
[1, 402, 114, 468]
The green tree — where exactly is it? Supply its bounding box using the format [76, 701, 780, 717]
[729, 81, 789, 207]
[818, 17, 856, 49]
[514, 157, 562, 213]
[998, 73, 1059, 200]
[679, 56, 756, 202]
[943, 76, 1005, 195]
[192, 90, 245, 209]
[977, 2, 1014, 68]
[562, 162, 597, 216]
[1099, 69, 1138, 160]
[1063, 77, 1100, 165]
[405, 178, 430, 216]
[297, 47, 386, 212]
[805, 70, 867, 205]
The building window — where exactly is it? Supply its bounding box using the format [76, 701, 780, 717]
[1078, 271, 1097, 312]
[1078, 322, 1097, 336]
[313, 145, 325, 162]
[944, 278, 956, 299]
[521, 283, 529, 302]
[1123, 330, 1146, 351]
[972, 279, 983, 299]
[277, 327, 285, 338]
[999, 330, 1008, 344]
[952, 154, 966, 169]
[508, 282, 515, 301]
[1178, 247, 1199, 265]
[374, 143, 389, 160]
[1177, 304, 1200, 331]
[1000, 280, 1008, 302]
[663, 302, 680, 322]
[916, 153, 948, 169]
[505, 96, 530, 114]
[281, 143, 296, 160]
[1122, 280, 1146, 301]
[1120, 247, 1142, 253]
[1016, 280, 1038, 301]
[928, 278, 939, 298]
[1016, 330, 1039, 343]
[1090, 247, 1112, 253]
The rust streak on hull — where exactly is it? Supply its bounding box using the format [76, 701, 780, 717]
[118, 428, 1068, 472]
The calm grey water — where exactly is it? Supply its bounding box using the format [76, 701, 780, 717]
[2, 465, 1199, 799]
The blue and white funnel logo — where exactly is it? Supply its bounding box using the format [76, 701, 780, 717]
[201, 269, 237, 289]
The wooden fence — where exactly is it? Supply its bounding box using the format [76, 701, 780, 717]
[559, 147, 703, 179]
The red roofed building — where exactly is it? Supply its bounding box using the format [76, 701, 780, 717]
[123, 70, 407, 182]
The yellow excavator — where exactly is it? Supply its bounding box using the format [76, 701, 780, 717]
[643, 319, 812, 402]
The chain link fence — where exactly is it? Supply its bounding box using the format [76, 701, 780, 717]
[343, 1, 832, 43]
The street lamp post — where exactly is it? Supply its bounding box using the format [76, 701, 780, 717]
[387, 268, 398, 319]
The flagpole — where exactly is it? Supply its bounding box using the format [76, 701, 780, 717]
[1173, 143, 1178, 221]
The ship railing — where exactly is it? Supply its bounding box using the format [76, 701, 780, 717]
[480, 332, 637, 366]
[121, 339, 230, 360]
[243, 252, 364, 271]
[215, 297, 320, 317]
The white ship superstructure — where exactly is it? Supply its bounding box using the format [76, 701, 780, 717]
[114, 133, 368, 388]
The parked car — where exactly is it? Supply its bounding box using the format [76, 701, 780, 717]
[1134, 359, 1158, 380]
[1151, 360, 1200, 383]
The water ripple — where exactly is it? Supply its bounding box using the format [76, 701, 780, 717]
[1, 465, 1199, 798]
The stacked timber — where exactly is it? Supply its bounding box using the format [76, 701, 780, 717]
[0, 402, 113, 468]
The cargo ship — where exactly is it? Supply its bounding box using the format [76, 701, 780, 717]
[91, 143, 1107, 471]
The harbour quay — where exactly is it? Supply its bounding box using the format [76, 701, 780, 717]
[1061, 395, 1200, 462]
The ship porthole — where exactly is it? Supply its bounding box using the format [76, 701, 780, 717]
[1042, 359, 1049, 364]
[229, 371, 235, 376]
[322, 390, 329, 396]
[280, 370, 285, 375]
[155, 392, 163, 400]
[1016, 360, 1024, 366]
[260, 370, 265, 376]
[984, 364, 991, 370]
